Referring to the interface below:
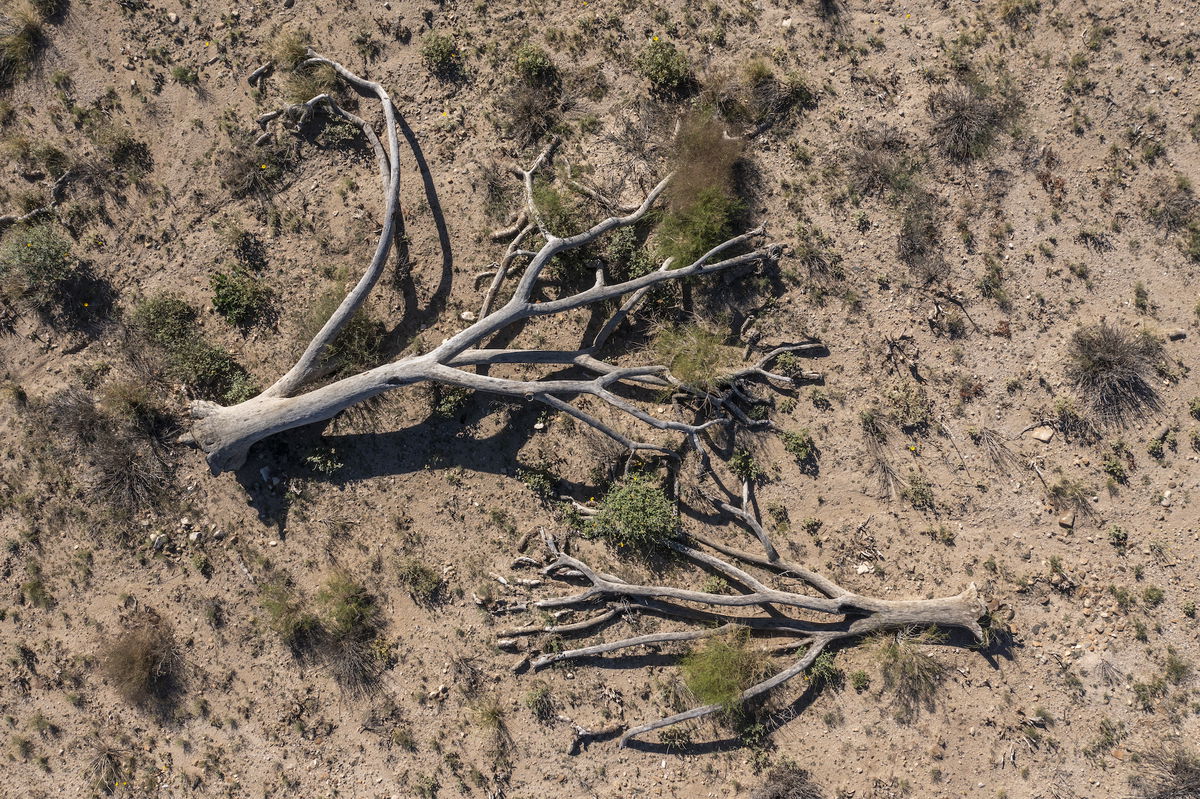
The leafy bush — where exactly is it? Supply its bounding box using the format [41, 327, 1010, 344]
[170, 65, 198, 85]
[513, 43, 556, 85]
[133, 293, 256, 402]
[102, 619, 181, 707]
[132, 293, 196, 346]
[588, 477, 677, 552]
[421, 33, 461, 77]
[1065, 321, 1162, 421]
[681, 629, 771, 712]
[0, 223, 78, 312]
[927, 84, 1004, 160]
[210, 268, 274, 330]
[636, 38, 691, 96]
[781, 430, 818, 474]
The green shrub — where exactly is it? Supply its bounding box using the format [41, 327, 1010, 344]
[300, 288, 385, 373]
[658, 186, 744, 266]
[650, 324, 738, 393]
[133, 293, 256, 402]
[636, 38, 690, 95]
[261, 581, 321, 652]
[588, 477, 677, 552]
[210, 268, 274, 330]
[0, 223, 78, 312]
[282, 61, 338, 104]
[1143, 586, 1165, 608]
[170, 65, 199, 85]
[317, 573, 378, 640]
[421, 33, 461, 77]
[513, 43, 556, 85]
[781, 430, 818, 473]
[806, 650, 843, 690]
[681, 629, 771, 712]
[901, 470, 935, 510]
[397, 557, 444, 605]
[131, 293, 196, 346]
[729, 449, 764, 482]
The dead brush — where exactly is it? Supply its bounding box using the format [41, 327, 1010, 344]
[875, 626, 947, 722]
[846, 123, 913, 196]
[896, 191, 947, 284]
[1143, 175, 1197, 231]
[927, 84, 1004, 161]
[1134, 748, 1200, 799]
[1065, 321, 1163, 422]
[102, 618, 182, 708]
[752, 763, 827, 799]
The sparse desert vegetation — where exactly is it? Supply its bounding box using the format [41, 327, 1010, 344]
[0, 0, 1198, 796]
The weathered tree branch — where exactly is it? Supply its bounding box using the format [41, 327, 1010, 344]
[185, 51, 789, 475]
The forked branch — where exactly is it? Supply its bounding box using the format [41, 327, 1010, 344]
[186, 51, 795, 475]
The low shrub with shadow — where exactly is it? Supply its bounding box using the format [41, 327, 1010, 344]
[846, 123, 917, 197]
[586, 476, 678, 556]
[636, 38, 693, 97]
[752, 763, 827, 799]
[102, 618, 182, 710]
[261, 573, 384, 696]
[781, 429, 819, 476]
[298, 287, 386, 375]
[210, 267, 275, 331]
[0, 3, 45, 88]
[397, 557, 445, 605]
[1065, 321, 1163, 423]
[33, 385, 176, 517]
[927, 83, 1004, 161]
[498, 44, 562, 145]
[649, 323, 740, 393]
[218, 131, 292, 200]
[132, 293, 257, 403]
[421, 32, 464, 79]
[0, 222, 82, 316]
[657, 112, 745, 266]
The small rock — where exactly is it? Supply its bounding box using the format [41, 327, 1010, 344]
[1167, 328, 1187, 340]
[459, 311, 477, 322]
[1058, 511, 1075, 529]
[1029, 426, 1055, 443]
[856, 562, 875, 575]
[283, 0, 294, 7]
[168, 11, 178, 23]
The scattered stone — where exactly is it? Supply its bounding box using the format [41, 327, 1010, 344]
[1166, 328, 1187, 340]
[167, 11, 178, 23]
[460, 310, 477, 322]
[1058, 511, 1075, 529]
[856, 562, 875, 575]
[1029, 426, 1055, 443]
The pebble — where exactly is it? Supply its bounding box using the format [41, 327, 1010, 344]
[168, 11, 178, 23]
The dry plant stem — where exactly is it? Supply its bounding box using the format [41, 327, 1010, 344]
[525, 532, 983, 746]
[186, 51, 780, 474]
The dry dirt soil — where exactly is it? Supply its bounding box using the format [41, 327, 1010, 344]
[1, 0, 1199, 797]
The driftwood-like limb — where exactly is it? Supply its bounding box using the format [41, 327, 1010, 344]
[186, 51, 790, 474]
[513, 520, 985, 746]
